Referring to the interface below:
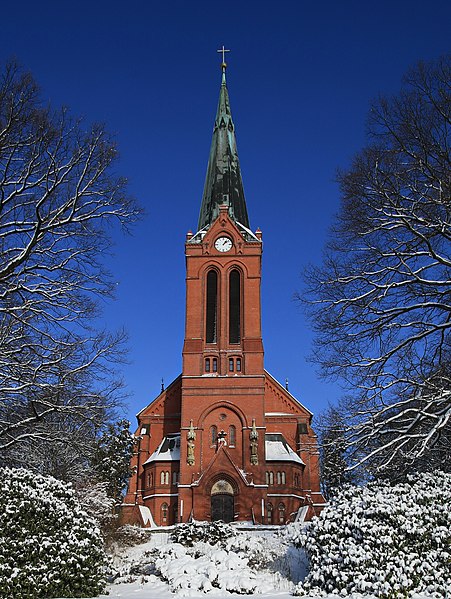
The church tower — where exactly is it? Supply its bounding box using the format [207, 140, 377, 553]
[122, 57, 325, 527]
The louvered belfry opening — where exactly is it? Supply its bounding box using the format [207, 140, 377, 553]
[206, 270, 218, 343]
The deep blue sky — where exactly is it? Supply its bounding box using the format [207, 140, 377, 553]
[2, 1, 450, 427]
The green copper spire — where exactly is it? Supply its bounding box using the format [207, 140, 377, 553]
[197, 55, 250, 231]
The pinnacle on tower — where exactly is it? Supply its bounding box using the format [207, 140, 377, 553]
[197, 51, 250, 231]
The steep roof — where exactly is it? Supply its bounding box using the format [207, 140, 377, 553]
[265, 433, 305, 464]
[143, 434, 181, 464]
[197, 64, 250, 231]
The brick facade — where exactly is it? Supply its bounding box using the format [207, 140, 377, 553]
[121, 67, 326, 527]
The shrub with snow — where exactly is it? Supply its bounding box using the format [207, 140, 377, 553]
[0, 467, 107, 598]
[288, 471, 451, 598]
[170, 520, 236, 547]
[113, 521, 297, 595]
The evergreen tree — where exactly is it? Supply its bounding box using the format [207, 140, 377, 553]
[319, 406, 355, 499]
[0, 468, 107, 598]
[92, 419, 136, 504]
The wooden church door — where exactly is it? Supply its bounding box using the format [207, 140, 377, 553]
[211, 494, 234, 522]
[210, 479, 235, 522]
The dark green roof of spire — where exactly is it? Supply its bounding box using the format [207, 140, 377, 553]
[197, 67, 250, 231]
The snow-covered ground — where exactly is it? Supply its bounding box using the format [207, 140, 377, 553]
[96, 582, 433, 599]
[105, 530, 305, 597]
[99, 581, 298, 598]
[87, 526, 435, 599]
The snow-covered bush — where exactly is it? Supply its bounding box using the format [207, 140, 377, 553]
[0, 467, 107, 598]
[290, 471, 451, 598]
[75, 480, 116, 528]
[111, 524, 152, 547]
[154, 542, 262, 594]
[170, 520, 236, 547]
[112, 523, 296, 595]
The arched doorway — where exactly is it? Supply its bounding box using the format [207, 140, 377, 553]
[210, 479, 234, 522]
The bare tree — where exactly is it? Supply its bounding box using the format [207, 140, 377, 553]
[0, 62, 141, 451]
[303, 56, 451, 476]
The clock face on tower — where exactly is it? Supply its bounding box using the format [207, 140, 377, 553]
[214, 236, 233, 252]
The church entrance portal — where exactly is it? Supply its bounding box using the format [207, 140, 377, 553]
[210, 479, 235, 523]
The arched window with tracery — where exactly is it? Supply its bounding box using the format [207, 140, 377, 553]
[210, 425, 218, 446]
[206, 270, 218, 343]
[229, 269, 241, 344]
[229, 425, 236, 447]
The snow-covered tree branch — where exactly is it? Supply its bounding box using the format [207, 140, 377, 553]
[302, 56, 451, 476]
[0, 62, 141, 450]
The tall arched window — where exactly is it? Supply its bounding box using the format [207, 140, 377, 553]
[229, 425, 236, 447]
[206, 270, 218, 343]
[210, 425, 218, 446]
[160, 471, 165, 485]
[161, 502, 168, 523]
[229, 269, 241, 344]
[278, 503, 286, 524]
[267, 502, 273, 524]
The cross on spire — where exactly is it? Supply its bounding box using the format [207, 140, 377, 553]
[217, 45, 230, 69]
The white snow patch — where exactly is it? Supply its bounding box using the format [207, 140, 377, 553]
[143, 435, 181, 463]
[265, 434, 304, 464]
[138, 505, 155, 527]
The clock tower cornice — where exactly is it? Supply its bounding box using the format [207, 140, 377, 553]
[186, 204, 262, 259]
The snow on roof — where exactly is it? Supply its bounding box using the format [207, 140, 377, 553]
[265, 433, 305, 464]
[138, 505, 156, 528]
[143, 435, 181, 464]
[265, 412, 294, 416]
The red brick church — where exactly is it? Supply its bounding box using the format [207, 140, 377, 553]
[122, 58, 325, 527]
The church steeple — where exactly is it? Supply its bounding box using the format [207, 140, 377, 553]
[197, 55, 250, 231]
